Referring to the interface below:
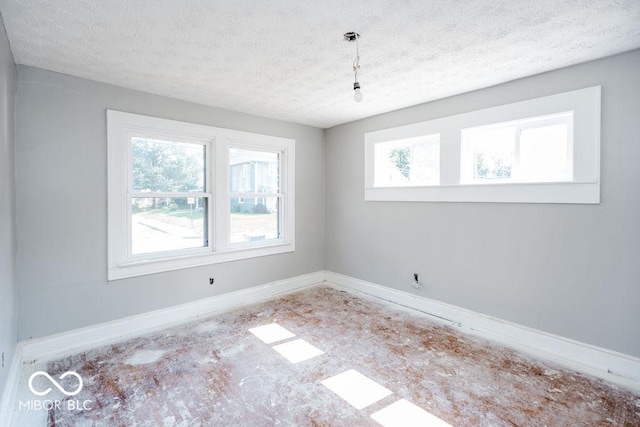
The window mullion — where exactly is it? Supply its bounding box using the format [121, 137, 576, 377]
[214, 137, 229, 252]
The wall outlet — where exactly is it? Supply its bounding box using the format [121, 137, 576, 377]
[209, 277, 215, 285]
[412, 273, 420, 289]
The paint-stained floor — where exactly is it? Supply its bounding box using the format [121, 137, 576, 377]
[12, 286, 640, 426]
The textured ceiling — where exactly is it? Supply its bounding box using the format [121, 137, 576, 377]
[1, 1, 639, 128]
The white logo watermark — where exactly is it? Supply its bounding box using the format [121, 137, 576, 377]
[19, 371, 92, 412]
[28, 371, 83, 396]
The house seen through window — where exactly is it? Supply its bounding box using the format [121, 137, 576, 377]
[229, 148, 282, 244]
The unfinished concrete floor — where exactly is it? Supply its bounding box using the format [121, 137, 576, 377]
[12, 286, 640, 426]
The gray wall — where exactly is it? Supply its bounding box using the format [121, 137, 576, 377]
[325, 50, 640, 358]
[15, 66, 325, 340]
[0, 13, 17, 392]
[10, 47, 640, 360]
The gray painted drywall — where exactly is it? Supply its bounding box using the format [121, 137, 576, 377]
[325, 50, 640, 358]
[0, 13, 17, 393]
[10, 47, 639, 361]
[15, 66, 325, 340]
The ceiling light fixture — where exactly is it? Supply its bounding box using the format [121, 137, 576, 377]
[344, 32, 363, 103]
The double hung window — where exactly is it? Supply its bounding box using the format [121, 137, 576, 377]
[107, 111, 295, 280]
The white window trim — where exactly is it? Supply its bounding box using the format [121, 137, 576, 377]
[373, 134, 441, 187]
[107, 111, 295, 281]
[364, 86, 601, 204]
[460, 112, 574, 184]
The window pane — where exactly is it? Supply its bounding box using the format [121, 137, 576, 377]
[230, 148, 280, 193]
[373, 134, 440, 187]
[230, 197, 280, 243]
[462, 113, 573, 184]
[132, 137, 206, 192]
[132, 197, 207, 255]
[463, 126, 515, 181]
[519, 124, 570, 181]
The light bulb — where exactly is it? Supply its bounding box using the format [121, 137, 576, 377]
[353, 81, 363, 102]
[354, 88, 363, 102]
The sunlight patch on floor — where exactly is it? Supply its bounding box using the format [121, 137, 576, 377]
[271, 339, 325, 363]
[371, 398, 453, 427]
[321, 369, 393, 410]
[248, 323, 296, 344]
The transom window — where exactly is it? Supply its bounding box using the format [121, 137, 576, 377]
[365, 86, 600, 204]
[107, 111, 295, 280]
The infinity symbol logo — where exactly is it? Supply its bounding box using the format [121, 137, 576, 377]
[28, 371, 83, 396]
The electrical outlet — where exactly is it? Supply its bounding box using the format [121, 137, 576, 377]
[412, 273, 420, 289]
[209, 277, 215, 285]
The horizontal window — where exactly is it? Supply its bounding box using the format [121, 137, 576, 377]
[107, 111, 295, 280]
[364, 86, 600, 204]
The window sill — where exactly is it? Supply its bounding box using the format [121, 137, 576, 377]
[364, 180, 599, 204]
[108, 242, 295, 281]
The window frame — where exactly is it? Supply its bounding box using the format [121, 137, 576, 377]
[460, 112, 574, 184]
[107, 110, 295, 281]
[127, 132, 212, 261]
[224, 143, 288, 251]
[373, 133, 441, 187]
[364, 86, 601, 204]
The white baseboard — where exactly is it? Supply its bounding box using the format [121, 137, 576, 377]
[324, 271, 640, 394]
[21, 270, 324, 362]
[0, 271, 322, 426]
[2, 268, 637, 427]
[0, 342, 23, 427]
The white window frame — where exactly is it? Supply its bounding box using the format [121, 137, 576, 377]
[373, 134, 441, 187]
[364, 86, 601, 204]
[126, 133, 211, 262]
[107, 111, 295, 281]
[268, 163, 278, 177]
[224, 142, 288, 250]
[460, 112, 574, 184]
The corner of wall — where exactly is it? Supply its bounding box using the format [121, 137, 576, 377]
[0, 7, 18, 400]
